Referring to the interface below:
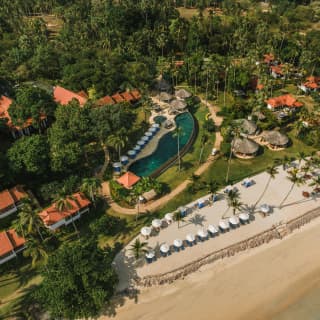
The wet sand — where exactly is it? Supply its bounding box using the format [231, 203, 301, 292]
[102, 218, 320, 320]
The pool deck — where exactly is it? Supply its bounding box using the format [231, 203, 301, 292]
[114, 161, 320, 291]
[125, 107, 180, 169]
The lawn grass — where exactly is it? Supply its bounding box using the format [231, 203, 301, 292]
[157, 103, 214, 189]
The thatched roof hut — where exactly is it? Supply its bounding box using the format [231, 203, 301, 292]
[252, 111, 266, 121]
[261, 130, 289, 148]
[159, 92, 173, 102]
[170, 99, 187, 110]
[232, 137, 259, 158]
[175, 89, 192, 99]
[237, 119, 258, 135]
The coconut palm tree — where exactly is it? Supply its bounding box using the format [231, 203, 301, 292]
[130, 238, 148, 260]
[206, 180, 219, 202]
[54, 194, 79, 236]
[225, 125, 241, 183]
[173, 210, 185, 228]
[80, 177, 102, 204]
[254, 165, 278, 209]
[275, 155, 292, 171]
[226, 189, 243, 216]
[297, 151, 306, 168]
[23, 236, 48, 269]
[107, 132, 128, 161]
[12, 198, 45, 241]
[173, 125, 183, 171]
[279, 168, 304, 208]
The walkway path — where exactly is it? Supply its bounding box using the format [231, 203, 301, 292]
[102, 99, 224, 215]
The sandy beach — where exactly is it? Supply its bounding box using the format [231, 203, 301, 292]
[103, 217, 320, 320]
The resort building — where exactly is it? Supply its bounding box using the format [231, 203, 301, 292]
[263, 53, 275, 65]
[0, 95, 48, 139]
[0, 186, 28, 219]
[232, 137, 259, 159]
[117, 171, 141, 189]
[266, 94, 303, 111]
[53, 86, 88, 106]
[0, 229, 26, 265]
[39, 192, 91, 231]
[175, 89, 192, 100]
[260, 130, 289, 150]
[97, 90, 141, 106]
[299, 76, 320, 93]
[159, 92, 173, 102]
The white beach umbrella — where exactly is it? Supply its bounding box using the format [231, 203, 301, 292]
[208, 224, 219, 234]
[165, 213, 173, 222]
[152, 219, 162, 228]
[160, 243, 170, 253]
[173, 239, 183, 248]
[260, 204, 270, 214]
[140, 226, 152, 237]
[145, 250, 155, 259]
[186, 234, 195, 242]
[197, 229, 208, 238]
[239, 213, 250, 222]
[229, 216, 240, 226]
[219, 220, 229, 230]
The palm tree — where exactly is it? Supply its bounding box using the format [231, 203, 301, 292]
[130, 238, 148, 260]
[198, 134, 208, 164]
[309, 176, 320, 192]
[173, 210, 184, 228]
[206, 180, 219, 202]
[173, 126, 183, 171]
[107, 132, 128, 161]
[275, 155, 292, 171]
[23, 236, 48, 269]
[80, 177, 102, 204]
[13, 198, 45, 241]
[254, 166, 278, 209]
[297, 151, 306, 168]
[279, 168, 304, 208]
[54, 194, 79, 236]
[226, 189, 243, 216]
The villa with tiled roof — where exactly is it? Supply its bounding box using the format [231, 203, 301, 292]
[0, 186, 28, 219]
[53, 86, 88, 106]
[0, 229, 26, 265]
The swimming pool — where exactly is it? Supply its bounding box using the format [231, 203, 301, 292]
[153, 115, 167, 124]
[129, 112, 195, 177]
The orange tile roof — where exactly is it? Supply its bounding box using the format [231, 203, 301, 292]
[0, 186, 27, 212]
[263, 53, 275, 64]
[121, 92, 134, 102]
[117, 171, 140, 189]
[0, 229, 26, 257]
[266, 94, 303, 108]
[256, 84, 264, 90]
[130, 90, 141, 100]
[112, 93, 125, 104]
[39, 192, 90, 226]
[53, 86, 87, 106]
[0, 95, 12, 123]
[175, 60, 184, 67]
[270, 65, 283, 75]
[97, 96, 115, 106]
[303, 76, 320, 89]
[77, 91, 89, 99]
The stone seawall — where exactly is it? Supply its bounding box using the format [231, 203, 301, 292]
[134, 207, 320, 288]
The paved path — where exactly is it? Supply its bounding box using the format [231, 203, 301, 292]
[102, 99, 224, 215]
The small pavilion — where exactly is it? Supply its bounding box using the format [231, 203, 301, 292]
[117, 171, 141, 189]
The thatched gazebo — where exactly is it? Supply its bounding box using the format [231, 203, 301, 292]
[260, 130, 289, 150]
[159, 92, 173, 102]
[237, 119, 259, 135]
[154, 76, 172, 92]
[170, 99, 187, 110]
[175, 89, 192, 100]
[232, 137, 259, 159]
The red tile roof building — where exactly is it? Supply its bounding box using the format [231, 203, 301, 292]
[0, 186, 28, 219]
[39, 192, 91, 231]
[111, 93, 125, 104]
[98, 90, 141, 106]
[121, 91, 135, 103]
[117, 171, 140, 189]
[299, 76, 320, 93]
[270, 65, 284, 78]
[0, 229, 26, 265]
[97, 95, 115, 106]
[266, 94, 303, 110]
[53, 86, 88, 106]
[263, 53, 275, 64]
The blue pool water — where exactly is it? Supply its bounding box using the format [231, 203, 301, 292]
[130, 112, 194, 177]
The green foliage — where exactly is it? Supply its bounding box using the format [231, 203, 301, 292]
[203, 119, 215, 132]
[89, 214, 121, 236]
[7, 135, 49, 175]
[35, 239, 118, 319]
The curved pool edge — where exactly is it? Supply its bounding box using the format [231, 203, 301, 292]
[149, 112, 198, 178]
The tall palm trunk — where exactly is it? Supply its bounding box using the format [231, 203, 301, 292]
[279, 182, 295, 209]
[225, 139, 235, 183]
[254, 176, 272, 209]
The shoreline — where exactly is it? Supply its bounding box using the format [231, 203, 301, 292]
[102, 216, 320, 320]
